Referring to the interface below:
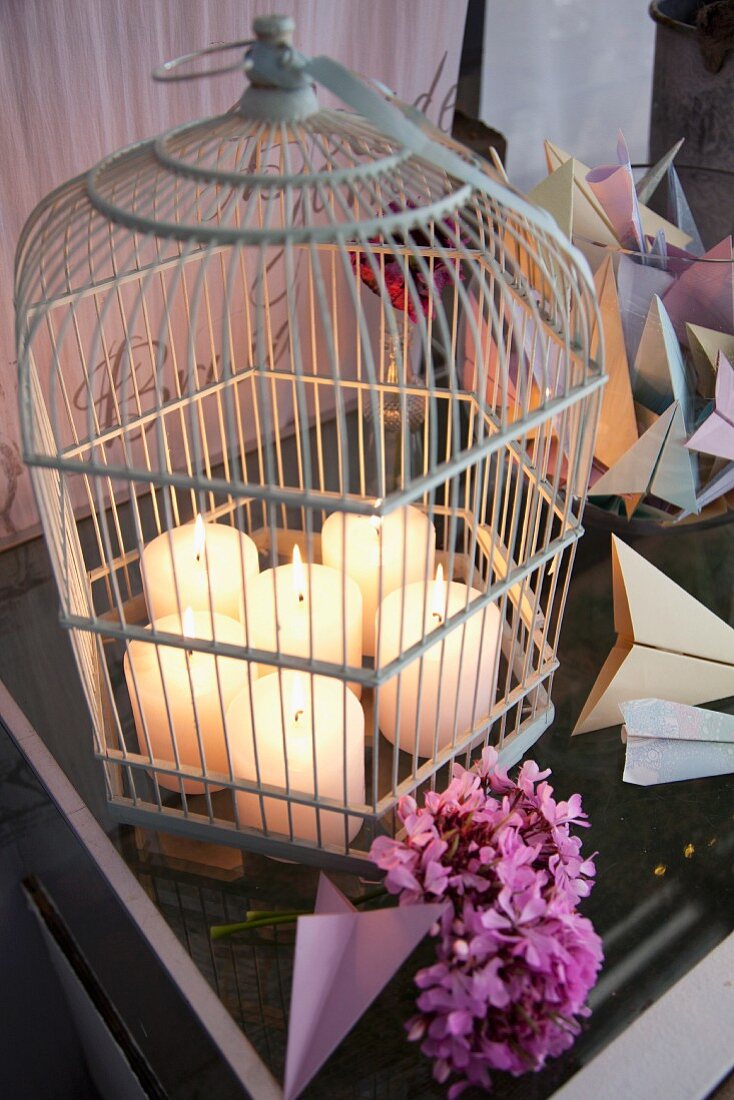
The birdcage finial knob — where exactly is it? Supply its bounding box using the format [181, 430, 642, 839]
[252, 14, 295, 46]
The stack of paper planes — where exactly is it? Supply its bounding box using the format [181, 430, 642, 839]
[620, 698, 734, 785]
[526, 134, 734, 524]
[573, 536, 734, 735]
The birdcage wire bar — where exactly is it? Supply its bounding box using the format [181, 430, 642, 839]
[16, 23, 603, 870]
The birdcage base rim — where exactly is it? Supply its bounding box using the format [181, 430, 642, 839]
[104, 705, 554, 875]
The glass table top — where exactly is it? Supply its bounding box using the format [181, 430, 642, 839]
[1, 517, 733, 1097]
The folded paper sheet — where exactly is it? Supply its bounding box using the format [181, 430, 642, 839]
[621, 698, 734, 785]
[573, 537, 734, 734]
[284, 875, 444, 1100]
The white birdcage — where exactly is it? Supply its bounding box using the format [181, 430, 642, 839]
[16, 16, 604, 871]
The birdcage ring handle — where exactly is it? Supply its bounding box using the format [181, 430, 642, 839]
[152, 39, 257, 82]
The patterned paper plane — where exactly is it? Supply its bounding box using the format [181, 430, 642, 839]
[573, 537, 734, 734]
[621, 698, 734, 786]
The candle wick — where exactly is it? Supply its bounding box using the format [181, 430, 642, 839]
[196, 552, 201, 563]
[298, 592, 305, 604]
[294, 708, 305, 725]
[432, 611, 443, 625]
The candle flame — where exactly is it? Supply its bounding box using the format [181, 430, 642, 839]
[292, 544, 306, 604]
[291, 673, 307, 727]
[194, 514, 206, 562]
[431, 564, 445, 624]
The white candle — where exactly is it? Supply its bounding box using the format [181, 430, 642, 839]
[124, 608, 250, 793]
[321, 504, 436, 657]
[141, 515, 259, 623]
[377, 566, 502, 757]
[227, 672, 365, 847]
[245, 546, 363, 696]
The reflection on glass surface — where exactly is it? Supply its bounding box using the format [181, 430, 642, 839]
[1, 519, 733, 1096]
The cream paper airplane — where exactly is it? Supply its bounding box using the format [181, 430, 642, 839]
[528, 158, 575, 240]
[648, 402, 698, 511]
[632, 294, 693, 427]
[573, 537, 734, 734]
[685, 323, 734, 398]
[591, 254, 638, 469]
[545, 141, 692, 252]
[588, 401, 696, 516]
[686, 352, 734, 463]
[544, 141, 617, 267]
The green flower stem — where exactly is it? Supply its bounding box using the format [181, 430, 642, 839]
[209, 886, 390, 941]
[210, 911, 308, 940]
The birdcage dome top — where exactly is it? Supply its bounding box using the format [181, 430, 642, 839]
[16, 13, 594, 315]
[85, 107, 473, 248]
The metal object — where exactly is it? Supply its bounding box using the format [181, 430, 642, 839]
[16, 16, 603, 869]
[649, 0, 734, 247]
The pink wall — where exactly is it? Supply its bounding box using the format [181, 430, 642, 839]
[1, 0, 467, 545]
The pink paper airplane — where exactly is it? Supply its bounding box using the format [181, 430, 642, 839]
[283, 874, 444, 1100]
[662, 235, 734, 344]
[686, 353, 734, 463]
[586, 132, 644, 251]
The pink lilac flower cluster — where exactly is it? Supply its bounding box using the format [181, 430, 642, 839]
[352, 201, 463, 322]
[370, 749, 603, 1098]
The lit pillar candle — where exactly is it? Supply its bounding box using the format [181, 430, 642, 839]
[245, 546, 363, 696]
[140, 515, 259, 623]
[124, 608, 249, 793]
[377, 566, 502, 757]
[321, 504, 436, 656]
[227, 672, 365, 847]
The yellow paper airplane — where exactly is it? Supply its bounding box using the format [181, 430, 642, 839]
[528, 159, 575, 240]
[573, 537, 734, 734]
[545, 140, 692, 253]
[686, 323, 734, 399]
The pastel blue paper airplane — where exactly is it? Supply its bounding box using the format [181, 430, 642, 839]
[631, 294, 693, 428]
